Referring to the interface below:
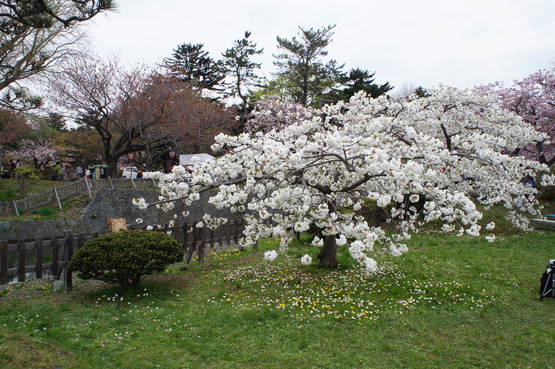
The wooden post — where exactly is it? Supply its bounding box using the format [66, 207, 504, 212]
[184, 246, 194, 264]
[173, 222, 179, 243]
[226, 222, 231, 247]
[198, 228, 206, 263]
[182, 222, 188, 252]
[64, 233, 73, 291]
[185, 223, 198, 264]
[192, 223, 198, 249]
[12, 201, 19, 216]
[51, 236, 59, 279]
[78, 233, 85, 249]
[210, 229, 215, 250]
[35, 238, 43, 279]
[218, 226, 223, 250]
[84, 177, 93, 198]
[0, 240, 7, 284]
[53, 188, 63, 210]
[18, 239, 26, 283]
[233, 219, 239, 245]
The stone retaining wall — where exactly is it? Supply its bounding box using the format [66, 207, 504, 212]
[1, 188, 243, 241]
[0, 218, 83, 241]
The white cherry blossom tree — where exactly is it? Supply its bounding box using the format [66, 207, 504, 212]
[142, 85, 553, 272]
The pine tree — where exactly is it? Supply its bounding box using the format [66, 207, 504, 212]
[273, 25, 343, 107]
[163, 43, 225, 91]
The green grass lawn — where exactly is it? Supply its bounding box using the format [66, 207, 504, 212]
[0, 178, 89, 221]
[0, 178, 65, 201]
[1, 231, 555, 368]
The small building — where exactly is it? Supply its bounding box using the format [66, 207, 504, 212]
[179, 154, 215, 166]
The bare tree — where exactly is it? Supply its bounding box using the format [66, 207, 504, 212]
[120, 73, 235, 166]
[48, 55, 235, 175]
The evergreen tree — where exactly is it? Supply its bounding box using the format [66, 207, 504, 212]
[222, 31, 263, 129]
[163, 43, 225, 91]
[45, 112, 68, 132]
[339, 68, 393, 99]
[273, 25, 343, 107]
[319, 68, 393, 106]
[0, 0, 115, 31]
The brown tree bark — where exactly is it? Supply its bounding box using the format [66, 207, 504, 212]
[317, 234, 338, 267]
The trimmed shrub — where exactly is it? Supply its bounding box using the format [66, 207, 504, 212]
[68, 230, 184, 289]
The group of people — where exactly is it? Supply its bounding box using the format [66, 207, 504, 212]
[51, 163, 91, 180]
[1, 159, 23, 178]
[2, 160, 144, 181]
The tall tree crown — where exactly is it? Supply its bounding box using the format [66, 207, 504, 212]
[162, 43, 225, 91]
[273, 25, 343, 107]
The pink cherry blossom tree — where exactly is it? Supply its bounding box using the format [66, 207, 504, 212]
[475, 67, 555, 166]
[10, 139, 55, 169]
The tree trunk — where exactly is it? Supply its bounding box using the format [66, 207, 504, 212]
[107, 156, 120, 178]
[318, 235, 338, 267]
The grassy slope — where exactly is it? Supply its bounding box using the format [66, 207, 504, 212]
[1, 178, 555, 368]
[1, 231, 554, 369]
[0, 178, 89, 221]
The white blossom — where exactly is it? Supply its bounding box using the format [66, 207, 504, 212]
[264, 250, 278, 262]
[485, 222, 496, 231]
[134, 85, 551, 272]
[300, 254, 312, 265]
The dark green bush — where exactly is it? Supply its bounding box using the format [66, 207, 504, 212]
[68, 230, 184, 289]
[538, 185, 555, 201]
[32, 206, 58, 216]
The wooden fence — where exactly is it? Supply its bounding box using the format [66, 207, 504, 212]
[142, 218, 249, 264]
[0, 217, 247, 290]
[0, 177, 158, 216]
[0, 232, 98, 291]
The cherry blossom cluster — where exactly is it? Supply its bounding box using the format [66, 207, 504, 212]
[475, 67, 555, 166]
[10, 139, 55, 168]
[138, 85, 552, 273]
[244, 96, 315, 133]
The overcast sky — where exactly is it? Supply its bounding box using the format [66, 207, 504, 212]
[85, 0, 555, 93]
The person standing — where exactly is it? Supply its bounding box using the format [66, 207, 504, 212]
[55, 162, 63, 181]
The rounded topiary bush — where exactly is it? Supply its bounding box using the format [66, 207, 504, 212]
[69, 230, 184, 289]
